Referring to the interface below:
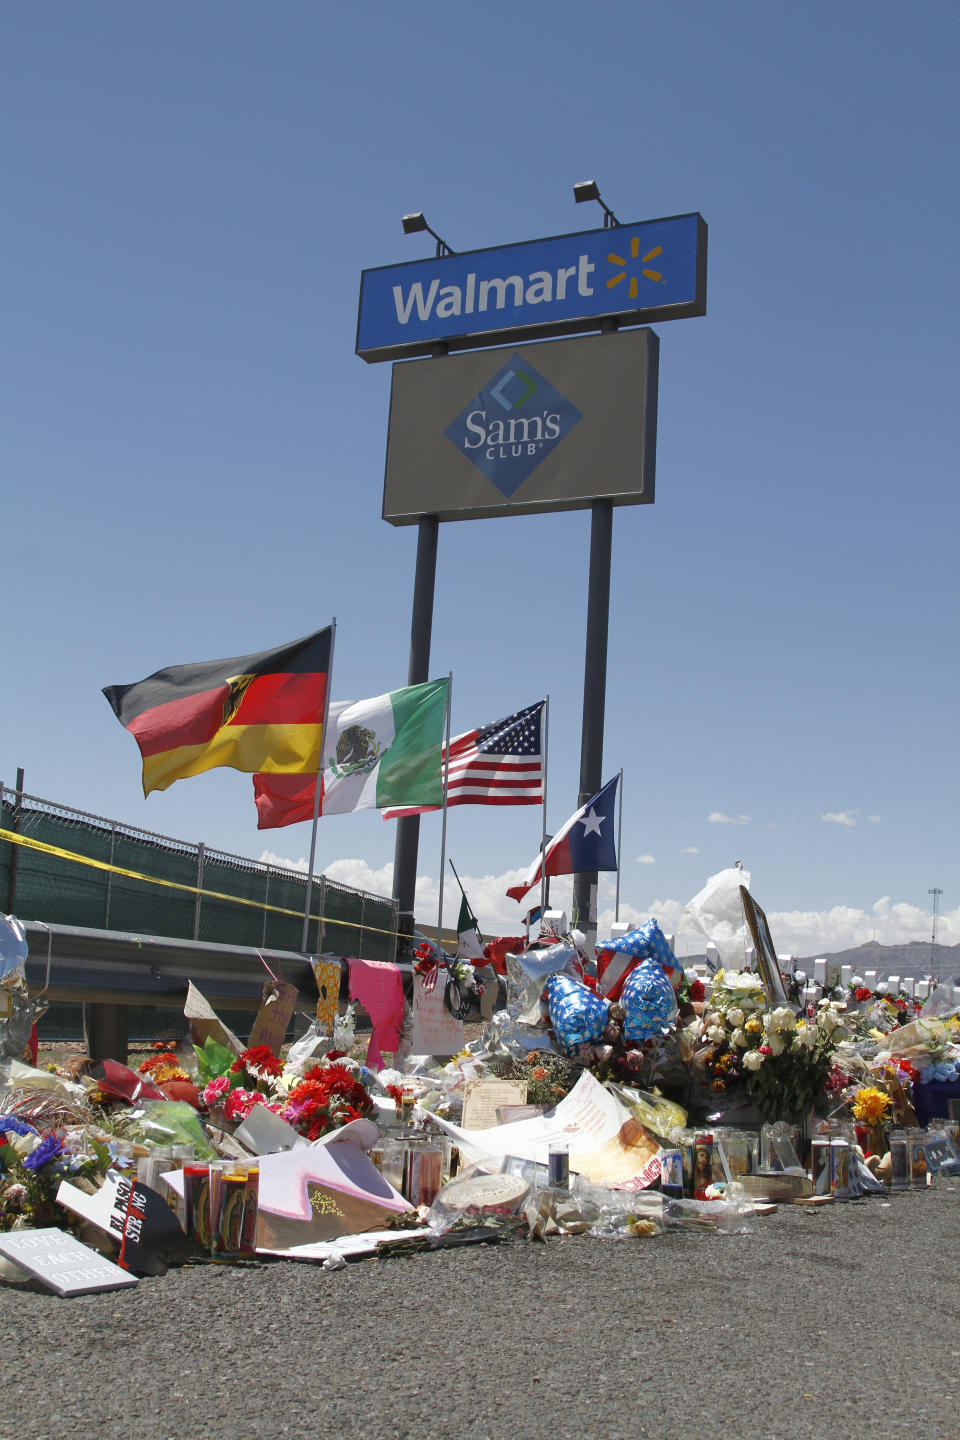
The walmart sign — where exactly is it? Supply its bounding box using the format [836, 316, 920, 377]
[357, 212, 706, 362]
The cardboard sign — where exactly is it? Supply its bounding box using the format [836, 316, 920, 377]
[57, 1172, 189, 1275]
[247, 980, 298, 1056]
[184, 981, 242, 1054]
[462, 1079, 529, 1131]
[0, 1228, 138, 1296]
[411, 973, 464, 1057]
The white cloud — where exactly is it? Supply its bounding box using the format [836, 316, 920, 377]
[708, 812, 751, 825]
[680, 846, 700, 855]
[636, 853, 656, 865]
[258, 848, 308, 874]
[822, 811, 857, 827]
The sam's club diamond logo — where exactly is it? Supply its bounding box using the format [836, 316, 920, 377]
[445, 354, 582, 497]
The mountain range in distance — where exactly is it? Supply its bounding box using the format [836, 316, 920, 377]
[791, 939, 959, 982]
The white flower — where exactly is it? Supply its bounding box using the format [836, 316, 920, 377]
[766, 1032, 786, 1056]
[731, 1028, 749, 1049]
[770, 1006, 797, 1032]
[793, 1024, 817, 1049]
[742, 1049, 765, 1072]
[706, 1024, 725, 1044]
[727, 1007, 745, 1028]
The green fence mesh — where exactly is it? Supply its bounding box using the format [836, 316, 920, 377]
[1, 787, 397, 963]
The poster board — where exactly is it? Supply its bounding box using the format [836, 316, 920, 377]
[739, 886, 788, 1004]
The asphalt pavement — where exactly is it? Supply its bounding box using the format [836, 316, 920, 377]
[1, 1182, 958, 1440]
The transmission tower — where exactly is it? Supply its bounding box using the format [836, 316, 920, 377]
[929, 887, 943, 982]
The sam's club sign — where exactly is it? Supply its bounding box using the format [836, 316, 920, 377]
[445, 353, 582, 496]
[357, 213, 706, 362]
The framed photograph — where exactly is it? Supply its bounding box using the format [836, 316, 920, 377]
[739, 886, 789, 1005]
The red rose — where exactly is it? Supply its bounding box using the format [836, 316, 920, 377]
[689, 980, 706, 1002]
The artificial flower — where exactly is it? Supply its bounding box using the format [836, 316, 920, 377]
[233, 1046, 284, 1080]
[852, 1086, 893, 1125]
[224, 1088, 266, 1123]
[202, 1076, 231, 1107]
[22, 1134, 64, 1172]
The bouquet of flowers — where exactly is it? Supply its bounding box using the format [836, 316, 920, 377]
[281, 1058, 374, 1140]
[0, 1115, 107, 1232]
[740, 1004, 849, 1124]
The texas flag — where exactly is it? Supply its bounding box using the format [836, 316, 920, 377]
[506, 775, 620, 905]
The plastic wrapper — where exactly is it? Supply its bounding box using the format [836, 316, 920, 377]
[0, 993, 48, 1062]
[87, 1059, 167, 1105]
[284, 1021, 333, 1076]
[523, 1185, 601, 1239]
[612, 1084, 687, 1142]
[0, 915, 28, 991]
[0, 1085, 94, 1132]
[119, 1099, 218, 1161]
[427, 1159, 530, 1232]
[662, 1189, 758, 1235]
[679, 867, 752, 966]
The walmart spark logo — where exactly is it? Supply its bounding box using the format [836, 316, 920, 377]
[605, 237, 664, 299]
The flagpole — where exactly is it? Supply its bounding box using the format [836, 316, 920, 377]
[615, 765, 623, 923]
[302, 617, 337, 951]
[435, 673, 453, 960]
[539, 694, 549, 921]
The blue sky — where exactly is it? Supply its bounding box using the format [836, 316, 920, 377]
[4, 2, 958, 957]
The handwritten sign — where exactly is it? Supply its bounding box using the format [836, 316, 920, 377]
[411, 973, 464, 1057]
[247, 980, 298, 1056]
[0, 1228, 138, 1296]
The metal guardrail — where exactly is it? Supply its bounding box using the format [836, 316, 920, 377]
[24, 921, 320, 1010]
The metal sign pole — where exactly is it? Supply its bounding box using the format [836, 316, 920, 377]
[571, 497, 613, 946]
[392, 514, 439, 948]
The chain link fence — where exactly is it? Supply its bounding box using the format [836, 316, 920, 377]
[1, 781, 398, 964]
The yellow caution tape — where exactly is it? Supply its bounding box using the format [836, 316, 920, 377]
[0, 826, 401, 941]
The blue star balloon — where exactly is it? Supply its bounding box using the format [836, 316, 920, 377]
[620, 957, 678, 1042]
[544, 974, 610, 1055]
[600, 917, 675, 966]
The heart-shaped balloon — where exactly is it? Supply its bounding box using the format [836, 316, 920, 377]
[620, 958, 678, 1042]
[544, 974, 610, 1055]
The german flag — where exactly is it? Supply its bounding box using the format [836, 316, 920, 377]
[103, 627, 332, 796]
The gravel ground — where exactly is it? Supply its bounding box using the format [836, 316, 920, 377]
[1, 1183, 958, 1440]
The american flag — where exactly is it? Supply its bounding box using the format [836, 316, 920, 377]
[382, 701, 544, 818]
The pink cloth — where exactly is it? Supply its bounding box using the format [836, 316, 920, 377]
[348, 959, 405, 1071]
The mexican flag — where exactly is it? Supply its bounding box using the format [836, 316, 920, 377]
[320, 679, 447, 815]
[456, 892, 485, 961]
